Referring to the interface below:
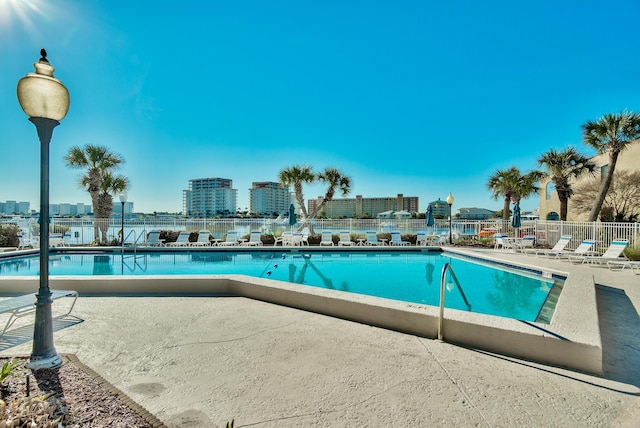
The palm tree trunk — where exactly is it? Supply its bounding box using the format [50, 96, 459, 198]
[502, 198, 510, 221]
[559, 196, 568, 221]
[588, 152, 619, 221]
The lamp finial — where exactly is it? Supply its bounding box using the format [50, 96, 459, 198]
[39, 49, 49, 64]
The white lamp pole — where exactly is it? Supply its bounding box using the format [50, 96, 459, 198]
[17, 49, 70, 370]
[119, 193, 128, 246]
[446, 192, 455, 245]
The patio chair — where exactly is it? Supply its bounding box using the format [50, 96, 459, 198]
[59, 232, 73, 247]
[338, 231, 354, 246]
[494, 234, 508, 249]
[320, 231, 334, 246]
[547, 239, 596, 259]
[144, 230, 165, 247]
[216, 231, 239, 246]
[515, 235, 536, 252]
[274, 232, 292, 246]
[242, 230, 263, 246]
[167, 231, 192, 247]
[365, 231, 384, 246]
[17, 235, 38, 250]
[569, 240, 628, 265]
[524, 235, 571, 256]
[390, 231, 409, 246]
[49, 234, 64, 247]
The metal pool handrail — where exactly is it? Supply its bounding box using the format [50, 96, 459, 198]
[438, 262, 471, 341]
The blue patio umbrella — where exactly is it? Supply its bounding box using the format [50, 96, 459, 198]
[288, 203, 297, 226]
[425, 205, 435, 227]
[511, 202, 521, 230]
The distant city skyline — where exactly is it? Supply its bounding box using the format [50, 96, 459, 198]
[2, 1, 639, 214]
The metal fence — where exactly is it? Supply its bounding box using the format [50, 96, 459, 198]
[3, 217, 638, 252]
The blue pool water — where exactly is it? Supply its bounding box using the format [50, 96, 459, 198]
[0, 251, 558, 322]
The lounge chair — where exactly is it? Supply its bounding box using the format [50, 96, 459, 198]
[338, 231, 354, 246]
[144, 231, 165, 247]
[217, 231, 239, 246]
[525, 235, 571, 256]
[606, 260, 640, 273]
[390, 231, 409, 246]
[365, 231, 384, 246]
[320, 231, 334, 246]
[242, 231, 263, 246]
[191, 230, 213, 246]
[415, 231, 427, 246]
[569, 240, 629, 265]
[546, 239, 597, 259]
[167, 231, 192, 247]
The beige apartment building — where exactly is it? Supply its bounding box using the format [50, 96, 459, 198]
[308, 194, 419, 218]
[539, 140, 640, 221]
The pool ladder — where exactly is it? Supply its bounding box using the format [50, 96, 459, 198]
[438, 262, 471, 341]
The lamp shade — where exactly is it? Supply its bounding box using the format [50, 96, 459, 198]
[119, 193, 128, 203]
[17, 51, 69, 121]
[446, 192, 455, 205]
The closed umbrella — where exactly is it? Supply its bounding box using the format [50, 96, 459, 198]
[289, 204, 297, 226]
[511, 202, 521, 236]
[425, 205, 435, 227]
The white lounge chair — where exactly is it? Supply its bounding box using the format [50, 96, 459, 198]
[167, 231, 192, 247]
[390, 231, 409, 246]
[242, 231, 263, 246]
[569, 240, 628, 265]
[525, 235, 571, 256]
[543, 239, 595, 259]
[515, 235, 536, 252]
[217, 231, 239, 246]
[49, 234, 64, 247]
[144, 231, 165, 247]
[606, 260, 640, 274]
[415, 231, 427, 246]
[274, 232, 292, 246]
[365, 231, 383, 246]
[494, 234, 508, 249]
[191, 230, 213, 246]
[17, 235, 38, 250]
[59, 232, 72, 247]
[320, 231, 334, 246]
[338, 231, 354, 246]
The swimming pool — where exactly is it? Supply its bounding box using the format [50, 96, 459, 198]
[0, 249, 560, 323]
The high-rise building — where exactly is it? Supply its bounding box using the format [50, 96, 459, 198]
[183, 177, 237, 217]
[308, 194, 419, 218]
[249, 182, 292, 216]
[0, 201, 30, 215]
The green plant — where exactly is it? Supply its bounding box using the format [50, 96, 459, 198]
[226, 419, 234, 428]
[0, 360, 25, 385]
[0, 224, 21, 248]
[624, 245, 640, 261]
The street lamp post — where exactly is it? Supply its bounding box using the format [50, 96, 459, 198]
[119, 193, 128, 246]
[17, 49, 70, 370]
[446, 192, 454, 245]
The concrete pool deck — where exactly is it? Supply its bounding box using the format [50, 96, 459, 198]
[1, 248, 639, 426]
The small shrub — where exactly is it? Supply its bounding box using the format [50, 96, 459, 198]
[0, 224, 21, 248]
[624, 245, 640, 261]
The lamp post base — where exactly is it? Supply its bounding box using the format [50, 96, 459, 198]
[26, 354, 63, 370]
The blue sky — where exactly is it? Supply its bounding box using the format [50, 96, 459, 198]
[1, 0, 639, 214]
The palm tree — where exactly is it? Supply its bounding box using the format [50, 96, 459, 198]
[307, 167, 352, 220]
[582, 111, 640, 221]
[95, 172, 130, 244]
[487, 167, 542, 221]
[278, 165, 315, 219]
[64, 145, 125, 241]
[538, 147, 596, 221]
